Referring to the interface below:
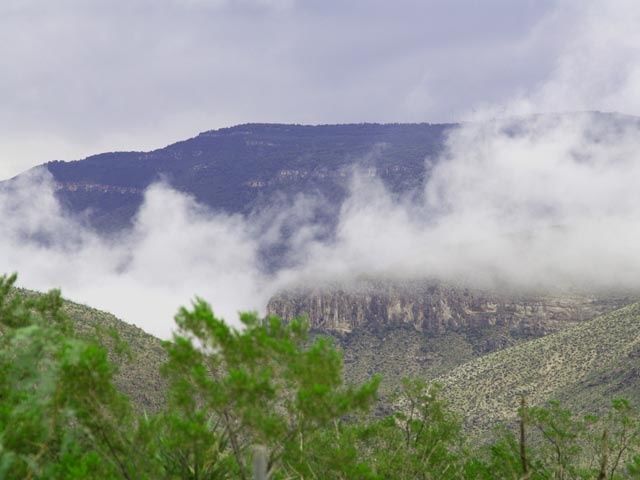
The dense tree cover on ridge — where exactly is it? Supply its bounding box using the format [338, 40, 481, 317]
[1, 273, 640, 479]
[41, 122, 452, 236]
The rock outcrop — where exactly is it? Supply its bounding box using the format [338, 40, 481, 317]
[267, 279, 632, 338]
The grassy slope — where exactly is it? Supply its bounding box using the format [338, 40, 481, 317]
[25, 291, 168, 413]
[438, 302, 640, 432]
[328, 320, 564, 400]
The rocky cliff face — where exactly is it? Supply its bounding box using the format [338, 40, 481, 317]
[268, 279, 636, 397]
[267, 279, 632, 338]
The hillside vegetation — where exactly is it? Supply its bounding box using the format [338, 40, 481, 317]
[16, 284, 640, 437]
[439, 302, 640, 432]
[4, 276, 640, 478]
[14, 288, 166, 412]
[17, 285, 640, 432]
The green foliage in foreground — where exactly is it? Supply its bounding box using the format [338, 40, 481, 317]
[1, 273, 640, 479]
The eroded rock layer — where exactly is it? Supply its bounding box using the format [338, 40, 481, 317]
[267, 279, 632, 338]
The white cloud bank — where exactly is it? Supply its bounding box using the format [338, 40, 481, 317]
[0, 171, 269, 338]
[291, 113, 640, 292]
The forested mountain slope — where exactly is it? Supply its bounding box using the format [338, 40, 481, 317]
[41, 123, 453, 232]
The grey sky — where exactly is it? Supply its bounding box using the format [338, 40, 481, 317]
[0, 0, 627, 178]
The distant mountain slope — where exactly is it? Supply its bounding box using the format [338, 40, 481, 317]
[16, 289, 167, 412]
[271, 280, 635, 396]
[29, 113, 640, 236]
[438, 302, 640, 432]
[42, 123, 453, 232]
[63, 299, 167, 412]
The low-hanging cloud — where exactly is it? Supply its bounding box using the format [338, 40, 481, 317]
[279, 0, 640, 293]
[288, 113, 640, 292]
[0, 170, 271, 337]
[3, 111, 640, 340]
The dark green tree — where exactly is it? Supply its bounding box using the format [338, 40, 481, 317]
[0, 274, 155, 479]
[160, 299, 380, 479]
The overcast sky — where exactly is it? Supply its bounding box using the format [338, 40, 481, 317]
[1, 0, 638, 179]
